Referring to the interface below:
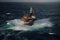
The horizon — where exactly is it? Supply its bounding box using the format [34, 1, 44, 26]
[0, 0, 59, 2]
[0, 2, 59, 3]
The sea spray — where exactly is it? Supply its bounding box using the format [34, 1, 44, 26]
[5, 18, 53, 31]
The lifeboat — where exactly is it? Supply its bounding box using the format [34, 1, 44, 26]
[21, 7, 36, 25]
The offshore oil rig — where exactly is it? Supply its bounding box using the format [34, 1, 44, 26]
[21, 7, 36, 25]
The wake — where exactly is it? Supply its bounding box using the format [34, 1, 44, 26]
[5, 18, 53, 31]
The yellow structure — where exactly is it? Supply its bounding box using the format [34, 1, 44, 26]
[21, 7, 36, 23]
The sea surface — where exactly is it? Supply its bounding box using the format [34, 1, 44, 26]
[0, 2, 60, 40]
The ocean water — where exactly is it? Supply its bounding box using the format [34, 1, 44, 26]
[0, 2, 60, 40]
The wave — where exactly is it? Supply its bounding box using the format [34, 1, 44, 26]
[5, 18, 53, 31]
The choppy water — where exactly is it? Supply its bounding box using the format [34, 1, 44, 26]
[4, 18, 52, 31]
[0, 2, 60, 40]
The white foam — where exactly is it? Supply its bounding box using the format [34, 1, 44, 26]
[6, 13, 11, 15]
[48, 33, 56, 35]
[6, 18, 53, 31]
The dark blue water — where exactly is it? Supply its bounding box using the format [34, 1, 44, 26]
[0, 2, 60, 40]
